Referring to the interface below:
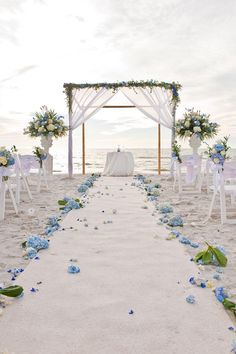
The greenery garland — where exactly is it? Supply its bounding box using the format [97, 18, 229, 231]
[63, 80, 181, 108]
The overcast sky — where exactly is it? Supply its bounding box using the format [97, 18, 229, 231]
[0, 0, 236, 153]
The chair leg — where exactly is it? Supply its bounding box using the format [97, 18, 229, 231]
[7, 180, 18, 215]
[37, 169, 42, 193]
[22, 173, 33, 200]
[0, 183, 6, 221]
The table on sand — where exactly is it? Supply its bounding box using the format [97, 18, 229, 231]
[0, 177, 234, 354]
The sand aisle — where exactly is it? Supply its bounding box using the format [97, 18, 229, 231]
[0, 176, 234, 354]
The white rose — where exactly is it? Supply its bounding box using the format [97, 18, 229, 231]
[47, 124, 55, 131]
[185, 120, 190, 128]
[220, 150, 226, 156]
[38, 127, 44, 132]
[48, 119, 53, 124]
[213, 158, 220, 164]
[193, 126, 201, 133]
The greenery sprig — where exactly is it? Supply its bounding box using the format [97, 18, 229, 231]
[194, 242, 227, 267]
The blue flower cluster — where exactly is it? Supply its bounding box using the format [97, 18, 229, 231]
[7, 267, 24, 281]
[158, 204, 173, 214]
[77, 175, 98, 193]
[167, 215, 184, 227]
[45, 216, 61, 236]
[186, 294, 195, 304]
[26, 247, 38, 259]
[179, 236, 199, 248]
[214, 287, 228, 303]
[68, 265, 80, 274]
[189, 277, 206, 288]
[26, 235, 49, 251]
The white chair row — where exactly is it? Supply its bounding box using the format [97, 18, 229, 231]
[0, 154, 48, 221]
[172, 155, 236, 224]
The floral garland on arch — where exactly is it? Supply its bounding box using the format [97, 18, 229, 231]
[176, 108, 219, 141]
[24, 106, 68, 139]
[205, 136, 231, 165]
[63, 80, 182, 106]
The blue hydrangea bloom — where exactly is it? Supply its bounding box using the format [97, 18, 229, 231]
[179, 236, 190, 245]
[159, 204, 173, 214]
[26, 235, 49, 251]
[186, 295, 195, 304]
[190, 241, 199, 248]
[78, 184, 89, 193]
[214, 287, 228, 302]
[214, 144, 224, 152]
[168, 215, 184, 227]
[26, 247, 37, 259]
[68, 265, 80, 274]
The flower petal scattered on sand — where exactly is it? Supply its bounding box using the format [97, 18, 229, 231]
[186, 295, 196, 304]
[68, 265, 80, 274]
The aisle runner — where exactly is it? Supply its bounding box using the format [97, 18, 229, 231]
[0, 177, 234, 354]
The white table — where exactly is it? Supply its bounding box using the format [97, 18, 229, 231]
[103, 151, 134, 176]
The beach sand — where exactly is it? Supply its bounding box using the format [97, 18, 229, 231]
[1, 173, 235, 301]
[0, 176, 235, 354]
[0, 174, 84, 285]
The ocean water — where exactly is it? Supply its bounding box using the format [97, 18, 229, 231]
[52, 148, 236, 174]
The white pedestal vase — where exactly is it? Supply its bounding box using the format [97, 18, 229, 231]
[189, 134, 201, 155]
[40, 136, 53, 175]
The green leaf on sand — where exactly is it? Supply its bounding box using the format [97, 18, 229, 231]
[194, 242, 228, 267]
[0, 285, 24, 297]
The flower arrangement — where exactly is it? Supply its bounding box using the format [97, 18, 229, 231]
[176, 108, 219, 141]
[33, 146, 47, 168]
[24, 105, 68, 138]
[205, 136, 230, 166]
[0, 147, 15, 168]
[172, 141, 182, 163]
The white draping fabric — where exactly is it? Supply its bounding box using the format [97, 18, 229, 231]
[70, 87, 116, 129]
[67, 86, 174, 176]
[103, 152, 134, 176]
[121, 87, 173, 129]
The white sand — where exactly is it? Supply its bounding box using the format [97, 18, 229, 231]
[0, 176, 235, 354]
[0, 174, 84, 285]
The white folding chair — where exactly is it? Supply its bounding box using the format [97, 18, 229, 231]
[206, 161, 236, 224]
[12, 154, 33, 204]
[19, 155, 48, 193]
[173, 154, 203, 194]
[0, 167, 18, 221]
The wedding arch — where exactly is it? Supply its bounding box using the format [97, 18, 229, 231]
[63, 80, 181, 178]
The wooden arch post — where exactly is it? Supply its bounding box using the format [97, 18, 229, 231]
[158, 123, 161, 175]
[82, 123, 85, 175]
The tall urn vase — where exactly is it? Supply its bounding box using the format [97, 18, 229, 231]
[40, 136, 53, 175]
[189, 134, 201, 155]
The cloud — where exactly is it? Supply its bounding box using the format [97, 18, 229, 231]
[0, 65, 38, 83]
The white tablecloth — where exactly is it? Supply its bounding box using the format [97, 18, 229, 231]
[103, 152, 134, 176]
